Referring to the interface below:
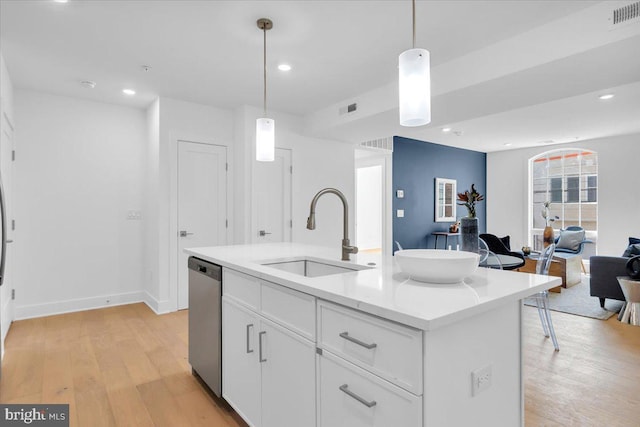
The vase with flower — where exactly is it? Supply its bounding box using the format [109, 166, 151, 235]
[541, 201, 559, 247]
[457, 184, 484, 253]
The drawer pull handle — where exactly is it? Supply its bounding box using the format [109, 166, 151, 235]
[339, 332, 377, 349]
[339, 384, 377, 408]
[246, 324, 254, 353]
[259, 331, 267, 363]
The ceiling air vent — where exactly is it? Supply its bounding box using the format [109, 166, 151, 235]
[611, 2, 640, 27]
[360, 137, 393, 152]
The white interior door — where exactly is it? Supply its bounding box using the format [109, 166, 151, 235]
[1, 108, 15, 357]
[178, 141, 227, 310]
[253, 148, 292, 243]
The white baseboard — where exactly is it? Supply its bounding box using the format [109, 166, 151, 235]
[14, 291, 147, 320]
[143, 291, 172, 315]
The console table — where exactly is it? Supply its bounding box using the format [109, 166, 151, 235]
[517, 254, 582, 292]
[431, 232, 460, 249]
[617, 277, 640, 325]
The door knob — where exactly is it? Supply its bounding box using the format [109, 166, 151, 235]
[179, 230, 194, 237]
[259, 230, 272, 237]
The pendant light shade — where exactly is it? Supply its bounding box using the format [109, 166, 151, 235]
[399, 48, 431, 126]
[399, 0, 431, 127]
[256, 117, 275, 161]
[256, 18, 275, 162]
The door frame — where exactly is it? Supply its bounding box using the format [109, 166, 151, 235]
[354, 148, 392, 258]
[170, 135, 232, 312]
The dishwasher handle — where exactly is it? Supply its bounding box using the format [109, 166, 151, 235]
[187, 257, 221, 281]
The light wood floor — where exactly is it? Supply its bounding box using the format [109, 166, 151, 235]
[1, 301, 639, 426]
[0, 303, 246, 427]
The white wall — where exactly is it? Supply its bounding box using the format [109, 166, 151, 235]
[1, 54, 14, 124]
[356, 163, 383, 250]
[235, 106, 356, 250]
[152, 97, 234, 312]
[13, 90, 147, 319]
[487, 134, 640, 257]
[9, 90, 356, 319]
[144, 99, 160, 308]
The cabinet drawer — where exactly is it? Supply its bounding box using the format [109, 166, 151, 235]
[261, 281, 316, 341]
[223, 269, 260, 311]
[318, 301, 423, 394]
[318, 351, 422, 427]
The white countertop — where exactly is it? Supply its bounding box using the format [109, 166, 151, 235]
[185, 242, 561, 331]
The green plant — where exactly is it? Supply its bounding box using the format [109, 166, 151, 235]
[457, 184, 484, 218]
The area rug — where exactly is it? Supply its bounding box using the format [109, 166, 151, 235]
[523, 276, 624, 320]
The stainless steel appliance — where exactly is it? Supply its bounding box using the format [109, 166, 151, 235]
[188, 256, 222, 397]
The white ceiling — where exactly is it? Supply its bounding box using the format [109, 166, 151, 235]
[1, 0, 639, 152]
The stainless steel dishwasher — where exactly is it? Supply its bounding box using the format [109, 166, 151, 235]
[188, 256, 222, 397]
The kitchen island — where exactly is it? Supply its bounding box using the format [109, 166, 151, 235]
[186, 242, 561, 427]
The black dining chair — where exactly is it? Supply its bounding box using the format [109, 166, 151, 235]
[478, 233, 525, 270]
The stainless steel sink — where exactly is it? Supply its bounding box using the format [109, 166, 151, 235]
[261, 257, 372, 278]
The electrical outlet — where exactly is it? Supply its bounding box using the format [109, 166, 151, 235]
[397, 209, 405, 218]
[472, 365, 492, 396]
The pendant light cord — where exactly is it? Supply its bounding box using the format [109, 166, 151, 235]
[412, 0, 416, 49]
[263, 25, 267, 117]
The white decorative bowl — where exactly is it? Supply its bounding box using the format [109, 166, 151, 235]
[395, 249, 480, 284]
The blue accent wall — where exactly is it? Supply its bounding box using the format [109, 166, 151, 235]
[393, 136, 486, 250]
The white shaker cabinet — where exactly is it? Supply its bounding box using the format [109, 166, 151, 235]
[260, 318, 315, 427]
[222, 298, 261, 426]
[222, 270, 316, 427]
[318, 350, 422, 427]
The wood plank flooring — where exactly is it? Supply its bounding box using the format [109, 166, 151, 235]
[0, 303, 245, 427]
[1, 301, 639, 426]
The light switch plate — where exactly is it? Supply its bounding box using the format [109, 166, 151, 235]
[397, 209, 405, 218]
[396, 189, 404, 198]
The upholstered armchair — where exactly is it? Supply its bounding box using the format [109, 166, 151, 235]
[589, 256, 627, 308]
[478, 234, 525, 270]
[590, 238, 640, 309]
[554, 226, 593, 255]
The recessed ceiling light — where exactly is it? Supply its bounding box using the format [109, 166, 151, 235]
[278, 64, 292, 71]
[441, 127, 452, 133]
[598, 94, 614, 100]
[80, 80, 96, 89]
[122, 89, 136, 96]
[504, 143, 512, 146]
[53, 0, 68, 3]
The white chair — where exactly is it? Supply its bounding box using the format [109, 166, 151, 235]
[531, 244, 559, 351]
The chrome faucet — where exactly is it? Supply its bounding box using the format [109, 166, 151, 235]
[306, 188, 358, 261]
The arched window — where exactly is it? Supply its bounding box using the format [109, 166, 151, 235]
[529, 149, 597, 254]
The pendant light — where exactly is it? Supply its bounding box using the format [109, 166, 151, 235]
[256, 18, 275, 162]
[399, 0, 431, 127]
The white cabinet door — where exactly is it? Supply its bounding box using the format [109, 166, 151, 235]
[222, 298, 261, 427]
[260, 317, 316, 427]
[318, 351, 421, 427]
